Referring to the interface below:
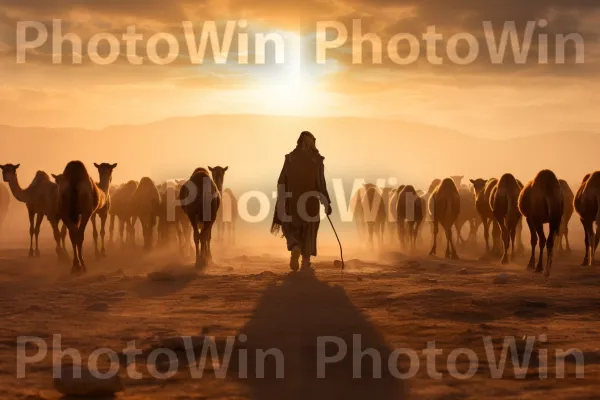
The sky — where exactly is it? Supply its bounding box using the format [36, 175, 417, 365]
[0, 0, 599, 138]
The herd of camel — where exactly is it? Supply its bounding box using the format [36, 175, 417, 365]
[0, 162, 599, 278]
[0, 162, 237, 273]
[352, 171, 600, 277]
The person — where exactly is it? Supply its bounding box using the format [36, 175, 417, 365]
[271, 131, 332, 271]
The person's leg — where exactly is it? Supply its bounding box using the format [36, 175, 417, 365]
[282, 223, 301, 271]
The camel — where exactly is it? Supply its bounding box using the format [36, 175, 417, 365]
[421, 179, 441, 227]
[157, 184, 185, 249]
[428, 178, 461, 259]
[490, 173, 523, 264]
[574, 172, 600, 266]
[0, 183, 9, 233]
[450, 176, 464, 188]
[1, 164, 66, 259]
[132, 177, 160, 250]
[471, 178, 503, 259]
[350, 187, 367, 240]
[518, 169, 563, 277]
[396, 185, 423, 250]
[216, 188, 238, 244]
[558, 179, 574, 253]
[379, 187, 398, 244]
[109, 181, 138, 246]
[180, 166, 226, 268]
[455, 186, 480, 246]
[57, 161, 116, 273]
[361, 184, 387, 248]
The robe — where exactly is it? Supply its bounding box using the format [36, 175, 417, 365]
[271, 146, 331, 257]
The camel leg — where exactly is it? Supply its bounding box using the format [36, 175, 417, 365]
[189, 216, 203, 268]
[445, 224, 459, 260]
[61, 223, 67, 249]
[480, 218, 490, 259]
[468, 219, 476, 244]
[564, 224, 572, 253]
[499, 221, 510, 265]
[429, 220, 439, 256]
[99, 211, 108, 257]
[367, 223, 374, 249]
[130, 216, 138, 247]
[534, 224, 546, 274]
[91, 214, 100, 259]
[33, 212, 43, 257]
[407, 222, 415, 251]
[68, 226, 80, 273]
[118, 219, 126, 248]
[445, 226, 451, 258]
[175, 221, 184, 253]
[78, 215, 91, 273]
[580, 218, 591, 266]
[491, 222, 502, 257]
[397, 220, 406, 250]
[50, 219, 65, 260]
[109, 214, 115, 246]
[545, 218, 560, 277]
[203, 220, 215, 265]
[525, 217, 537, 270]
[593, 222, 600, 266]
[413, 221, 421, 250]
[27, 207, 35, 257]
[509, 219, 518, 263]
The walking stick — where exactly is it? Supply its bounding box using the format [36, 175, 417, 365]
[327, 214, 344, 272]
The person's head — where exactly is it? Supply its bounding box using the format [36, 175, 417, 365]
[297, 131, 316, 150]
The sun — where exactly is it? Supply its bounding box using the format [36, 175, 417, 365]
[245, 32, 326, 115]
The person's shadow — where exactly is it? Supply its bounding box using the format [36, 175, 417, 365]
[229, 271, 408, 399]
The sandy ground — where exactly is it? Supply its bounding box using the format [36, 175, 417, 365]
[0, 229, 599, 399]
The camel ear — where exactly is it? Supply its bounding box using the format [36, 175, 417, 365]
[51, 174, 58, 179]
[469, 179, 476, 184]
[14, 164, 20, 169]
[111, 163, 117, 169]
[208, 167, 213, 172]
[223, 166, 228, 172]
[94, 163, 100, 168]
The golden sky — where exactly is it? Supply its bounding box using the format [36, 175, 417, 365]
[0, 0, 599, 138]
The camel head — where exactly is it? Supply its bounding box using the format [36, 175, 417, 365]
[0, 164, 20, 182]
[208, 166, 228, 192]
[94, 163, 117, 187]
[51, 173, 67, 187]
[469, 178, 487, 195]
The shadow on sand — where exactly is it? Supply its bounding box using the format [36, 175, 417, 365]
[231, 270, 408, 399]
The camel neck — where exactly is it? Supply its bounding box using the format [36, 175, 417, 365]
[215, 181, 224, 196]
[8, 176, 29, 203]
[97, 177, 111, 193]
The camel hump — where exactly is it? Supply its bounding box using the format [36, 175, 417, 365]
[533, 169, 560, 186]
[63, 161, 90, 181]
[438, 178, 459, 193]
[191, 168, 210, 178]
[400, 185, 417, 196]
[138, 177, 156, 189]
[559, 179, 574, 197]
[497, 173, 520, 193]
[33, 170, 50, 182]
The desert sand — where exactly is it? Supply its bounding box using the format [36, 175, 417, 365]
[0, 222, 598, 400]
